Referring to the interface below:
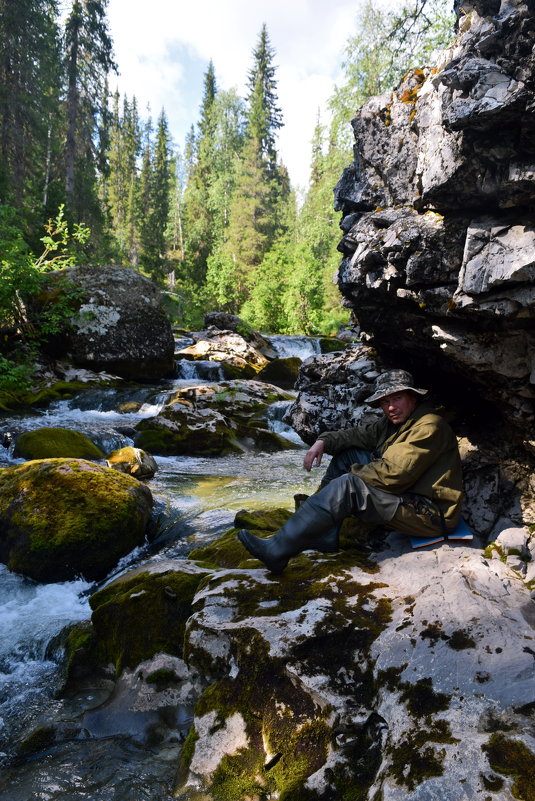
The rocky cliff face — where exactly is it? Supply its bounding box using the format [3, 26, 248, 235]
[332, 0, 534, 439]
[287, 0, 535, 538]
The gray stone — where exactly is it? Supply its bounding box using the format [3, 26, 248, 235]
[47, 265, 175, 381]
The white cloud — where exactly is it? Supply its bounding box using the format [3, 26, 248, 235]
[107, 0, 360, 186]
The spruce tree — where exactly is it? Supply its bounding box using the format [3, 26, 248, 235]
[182, 60, 218, 284]
[215, 25, 289, 315]
[63, 0, 115, 232]
[0, 0, 62, 229]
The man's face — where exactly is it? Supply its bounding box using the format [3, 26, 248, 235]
[379, 391, 418, 425]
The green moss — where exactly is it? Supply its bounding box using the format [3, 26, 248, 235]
[256, 357, 301, 388]
[480, 772, 505, 791]
[420, 622, 446, 645]
[0, 380, 93, 412]
[13, 427, 104, 460]
[175, 725, 199, 789]
[389, 718, 458, 790]
[0, 458, 152, 582]
[219, 361, 257, 380]
[399, 678, 451, 717]
[483, 542, 506, 562]
[482, 733, 535, 800]
[63, 621, 99, 686]
[135, 422, 242, 457]
[234, 508, 291, 532]
[376, 664, 407, 691]
[145, 668, 181, 690]
[89, 569, 208, 675]
[318, 337, 346, 354]
[17, 726, 56, 757]
[390, 741, 445, 790]
[185, 629, 331, 801]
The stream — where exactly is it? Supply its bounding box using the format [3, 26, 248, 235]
[0, 335, 324, 801]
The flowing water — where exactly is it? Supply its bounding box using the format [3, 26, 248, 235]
[0, 335, 324, 800]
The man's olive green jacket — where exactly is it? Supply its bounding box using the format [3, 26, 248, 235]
[318, 402, 463, 528]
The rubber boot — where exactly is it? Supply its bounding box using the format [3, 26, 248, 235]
[237, 493, 339, 574]
[237, 473, 396, 574]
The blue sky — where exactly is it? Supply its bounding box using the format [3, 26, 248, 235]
[106, 0, 361, 189]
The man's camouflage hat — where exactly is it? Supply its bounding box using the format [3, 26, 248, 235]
[366, 369, 428, 407]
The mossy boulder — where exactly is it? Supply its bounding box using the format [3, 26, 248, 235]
[136, 380, 296, 455]
[84, 565, 209, 675]
[0, 459, 153, 582]
[219, 360, 257, 380]
[135, 405, 243, 456]
[13, 427, 104, 460]
[256, 357, 301, 389]
[105, 445, 157, 479]
[319, 336, 346, 354]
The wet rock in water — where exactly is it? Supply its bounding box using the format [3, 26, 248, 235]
[105, 445, 158, 480]
[39, 264, 175, 381]
[203, 312, 278, 358]
[256, 356, 301, 389]
[0, 458, 153, 582]
[135, 379, 297, 455]
[13, 426, 104, 460]
[86, 563, 209, 675]
[177, 326, 269, 374]
[135, 404, 244, 456]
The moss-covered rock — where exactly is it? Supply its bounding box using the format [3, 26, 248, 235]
[0, 459, 153, 582]
[318, 336, 346, 354]
[219, 360, 257, 380]
[105, 445, 157, 479]
[87, 566, 209, 675]
[0, 380, 93, 412]
[13, 427, 104, 460]
[256, 357, 301, 389]
[135, 405, 243, 456]
[135, 380, 296, 455]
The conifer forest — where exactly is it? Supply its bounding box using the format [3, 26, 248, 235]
[0, 0, 454, 367]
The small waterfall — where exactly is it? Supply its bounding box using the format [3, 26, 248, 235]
[175, 359, 224, 381]
[265, 400, 305, 446]
[266, 334, 321, 361]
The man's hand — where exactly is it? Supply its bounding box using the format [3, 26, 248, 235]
[303, 440, 325, 471]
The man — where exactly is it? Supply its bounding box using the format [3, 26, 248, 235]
[237, 369, 463, 574]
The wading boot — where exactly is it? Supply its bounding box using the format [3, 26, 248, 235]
[237, 472, 396, 574]
[237, 493, 339, 574]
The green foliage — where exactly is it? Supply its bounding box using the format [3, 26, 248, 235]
[0, 205, 90, 391]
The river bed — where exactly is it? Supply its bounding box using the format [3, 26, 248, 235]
[0, 337, 326, 799]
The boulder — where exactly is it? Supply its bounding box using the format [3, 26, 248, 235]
[256, 356, 301, 389]
[135, 380, 297, 455]
[0, 459, 153, 582]
[86, 562, 209, 674]
[105, 446, 158, 480]
[333, 1, 535, 444]
[42, 265, 175, 381]
[284, 345, 382, 444]
[13, 427, 104, 460]
[175, 524, 535, 800]
[177, 327, 269, 373]
[203, 312, 278, 358]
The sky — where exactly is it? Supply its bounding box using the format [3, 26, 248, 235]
[105, 0, 361, 190]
